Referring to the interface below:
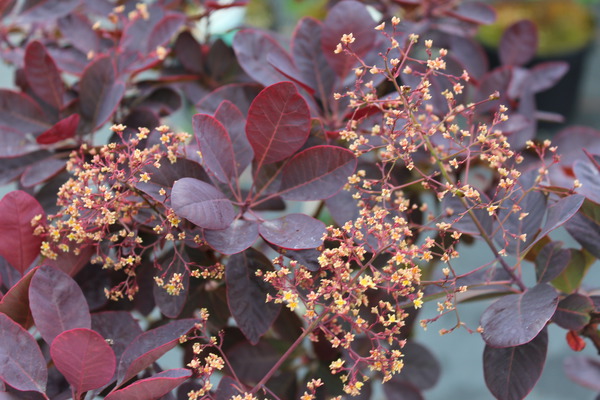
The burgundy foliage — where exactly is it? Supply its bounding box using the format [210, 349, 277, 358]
[0, 0, 599, 399]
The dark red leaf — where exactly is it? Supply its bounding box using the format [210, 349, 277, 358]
[565, 200, 600, 259]
[574, 160, 600, 203]
[0, 126, 38, 158]
[321, 1, 377, 78]
[535, 241, 571, 284]
[480, 283, 558, 347]
[279, 145, 356, 201]
[246, 82, 311, 166]
[196, 83, 262, 115]
[50, 328, 116, 394]
[171, 178, 235, 230]
[214, 376, 243, 400]
[564, 356, 600, 390]
[36, 114, 80, 145]
[226, 249, 281, 344]
[146, 14, 186, 53]
[58, 14, 101, 54]
[233, 29, 290, 87]
[45, 243, 95, 277]
[0, 90, 50, 134]
[19, 0, 79, 21]
[29, 265, 91, 344]
[530, 62, 569, 93]
[20, 158, 66, 188]
[193, 114, 236, 183]
[0, 191, 44, 274]
[484, 328, 547, 400]
[119, 4, 165, 52]
[174, 31, 203, 74]
[214, 100, 253, 176]
[204, 219, 259, 255]
[0, 313, 47, 393]
[79, 57, 126, 130]
[382, 380, 424, 400]
[116, 319, 198, 386]
[226, 340, 281, 382]
[24, 41, 64, 110]
[390, 342, 440, 390]
[292, 17, 336, 100]
[499, 20, 538, 67]
[566, 331, 586, 352]
[153, 251, 189, 318]
[259, 213, 326, 250]
[106, 369, 191, 400]
[446, 2, 496, 25]
[0, 0, 16, 18]
[553, 293, 593, 331]
[0, 267, 38, 329]
[92, 311, 143, 363]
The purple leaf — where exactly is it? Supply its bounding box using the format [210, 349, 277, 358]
[171, 178, 235, 230]
[0, 126, 38, 158]
[20, 158, 66, 188]
[153, 252, 189, 318]
[50, 328, 116, 394]
[574, 160, 600, 203]
[526, 194, 584, 252]
[0, 191, 44, 274]
[535, 242, 571, 283]
[173, 31, 203, 74]
[279, 145, 356, 201]
[204, 219, 259, 255]
[79, 57, 126, 130]
[226, 249, 281, 345]
[446, 2, 496, 25]
[196, 83, 262, 115]
[390, 342, 440, 390]
[259, 214, 326, 250]
[214, 376, 243, 400]
[246, 82, 311, 166]
[480, 284, 558, 347]
[499, 20, 538, 67]
[19, 0, 79, 21]
[24, 41, 64, 110]
[266, 51, 314, 95]
[193, 114, 236, 183]
[232, 29, 290, 87]
[0, 90, 50, 134]
[484, 328, 547, 400]
[116, 319, 198, 386]
[552, 293, 593, 331]
[292, 17, 336, 100]
[321, 1, 377, 78]
[58, 14, 101, 54]
[92, 311, 143, 363]
[29, 265, 91, 344]
[565, 200, 600, 259]
[273, 247, 320, 272]
[214, 101, 253, 176]
[530, 62, 569, 93]
[0, 267, 37, 328]
[0, 313, 47, 393]
[146, 14, 185, 54]
[36, 114, 80, 145]
[106, 369, 191, 400]
[564, 356, 600, 391]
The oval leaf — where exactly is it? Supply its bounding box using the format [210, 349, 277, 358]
[214, 100, 253, 176]
[0, 267, 38, 328]
[484, 328, 548, 400]
[0, 190, 44, 274]
[246, 82, 311, 166]
[20, 157, 66, 188]
[29, 265, 91, 344]
[535, 241, 571, 283]
[36, 114, 80, 145]
[0, 90, 49, 134]
[0, 313, 47, 393]
[92, 311, 143, 363]
[259, 214, 326, 250]
[171, 178, 235, 230]
[528, 194, 584, 252]
[116, 319, 198, 385]
[564, 356, 600, 390]
[279, 145, 357, 201]
[24, 41, 64, 109]
[552, 293, 593, 331]
[106, 368, 191, 400]
[391, 342, 441, 390]
[193, 113, 236, 183]
[480, 283, 558, 347]
[50, 328, 116, 394]
[499, 20, 538, 67]
[80, 57, 126, 130]
[226, 248, 281, 345]
[204, 219, 259, 255]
